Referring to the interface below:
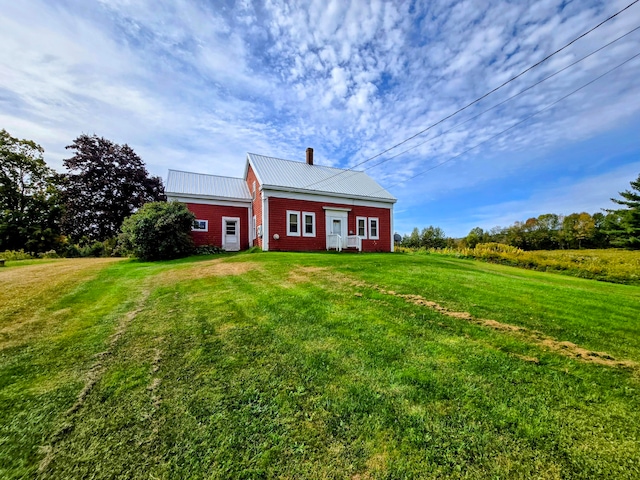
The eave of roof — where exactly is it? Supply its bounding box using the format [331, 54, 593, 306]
[165, 192, 251, 204]
[260, 184, 397, 204]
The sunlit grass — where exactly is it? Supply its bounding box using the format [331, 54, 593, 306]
[1, 253, 639, 479]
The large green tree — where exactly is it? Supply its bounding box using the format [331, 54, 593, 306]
[0, 129, 61, 252]
[61, 135, 165, 242]
[607, 172, 640, 249]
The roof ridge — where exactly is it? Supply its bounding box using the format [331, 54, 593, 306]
[247, 152, 364, 174]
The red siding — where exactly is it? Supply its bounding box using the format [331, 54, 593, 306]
[186, 203, 250, 249]
[246, 165, 263, 248]
[267, 197, 392, 252]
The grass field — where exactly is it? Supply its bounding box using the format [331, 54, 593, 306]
[420, 246, 640, 285]
[1, 253, 639, 479]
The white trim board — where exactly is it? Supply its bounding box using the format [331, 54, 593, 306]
[265, 190, 394, 209]
[167, 195, 251, 208]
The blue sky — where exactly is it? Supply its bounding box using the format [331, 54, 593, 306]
[1, 0, 639, 237]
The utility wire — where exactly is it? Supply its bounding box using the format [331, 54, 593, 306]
[327, 23, 640, 183]
[300, 0, 640, 190]
[361, 24, 640, 171]
[370, 50, 640, 196]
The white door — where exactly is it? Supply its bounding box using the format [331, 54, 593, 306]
[325, 210, 348, 250]
[222, 217, 240, 251]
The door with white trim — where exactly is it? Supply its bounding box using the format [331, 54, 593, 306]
[325, 210, 348, 250]
[222, 217, 240, 251]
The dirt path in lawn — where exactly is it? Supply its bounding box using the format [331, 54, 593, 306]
[39, 284, 152, 473]
[291, 266, 637, 370]
[156, 258, 262, 283]
[355, 281, 638, 370]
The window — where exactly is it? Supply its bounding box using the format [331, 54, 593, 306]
[251, 215, 256, 240]
[356, 216, 367, 238]
[225, 220, 236, 235]
[369, 217, 379, 239]
[192, 219, 208, 232]
[287, 210, 300, 236]
[252, 181, 256, 200]
[303, 212, 315, 237]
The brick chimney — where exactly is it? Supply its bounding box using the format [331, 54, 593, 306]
[306, 147, 314, 165]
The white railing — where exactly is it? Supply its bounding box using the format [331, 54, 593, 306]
[326, 234, 342, 252]
[327, 234, 362, 251]
[346, 235, 361, 251]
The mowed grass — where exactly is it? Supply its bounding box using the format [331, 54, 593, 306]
[1, 253, 639, 479]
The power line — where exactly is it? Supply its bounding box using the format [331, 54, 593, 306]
[362, 24, 640, 172]
[300, 0, 640, 190]
[371, 50, 640, 196]
[331, 23, 640, 181]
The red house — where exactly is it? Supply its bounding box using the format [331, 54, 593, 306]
[165, 149, 397, 252]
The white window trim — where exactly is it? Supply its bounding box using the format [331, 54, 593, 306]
[251, 215, 256, 241]
[356, 216, 367, 239]
[302, 212, 316, 237]
[192, 219, 208, 232]
[287, 210, 301, 236]
[369, 217, 380, 240]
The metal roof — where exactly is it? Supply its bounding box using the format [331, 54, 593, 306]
[165, 170, 251, 201]
[247, 153, 397, 202]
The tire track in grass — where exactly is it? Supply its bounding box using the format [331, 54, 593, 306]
[38, 287, 151, 474]
[283, 266, 637, 370]
[354, 282, 638, 371]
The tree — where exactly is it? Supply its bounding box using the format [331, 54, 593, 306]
[61, 135, 165, 242]
[0, 129, 62, 252]
[402, 227, 421, 248]
[607, 172, 640, 249]
[420, 226, 447, 249]
[599, 211, 624, 247]
[573, 212, 595, 249]
[119, 201, 195, 260]
[464, 227, 489, 248]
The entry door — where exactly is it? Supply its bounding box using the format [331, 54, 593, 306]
[222, 217, 240, 251]
[325, 210, 348, 249]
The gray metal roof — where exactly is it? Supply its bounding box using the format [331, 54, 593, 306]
[165, 170, 251, 201]
[247, 153, 396, 202]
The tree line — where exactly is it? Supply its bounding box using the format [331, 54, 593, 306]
[401, 175, 640, 251]
[1, 129, 165, 255]
[4, 127, 639, 257]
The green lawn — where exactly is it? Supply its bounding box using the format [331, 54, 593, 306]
[1, 253, 639, 479]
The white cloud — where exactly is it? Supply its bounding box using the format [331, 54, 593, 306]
[0, 0, 639, 236]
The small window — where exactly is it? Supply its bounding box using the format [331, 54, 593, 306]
[356, 216, 367, 238]
[369, 217, 379, 240]
[251, 215, 256, 240]
[303, 212, 315, 237]
[252, 181, 256, 200]
[287, 210, 300, 236]
[226, 221, 236, 235]
[192, 219, 208, 232]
